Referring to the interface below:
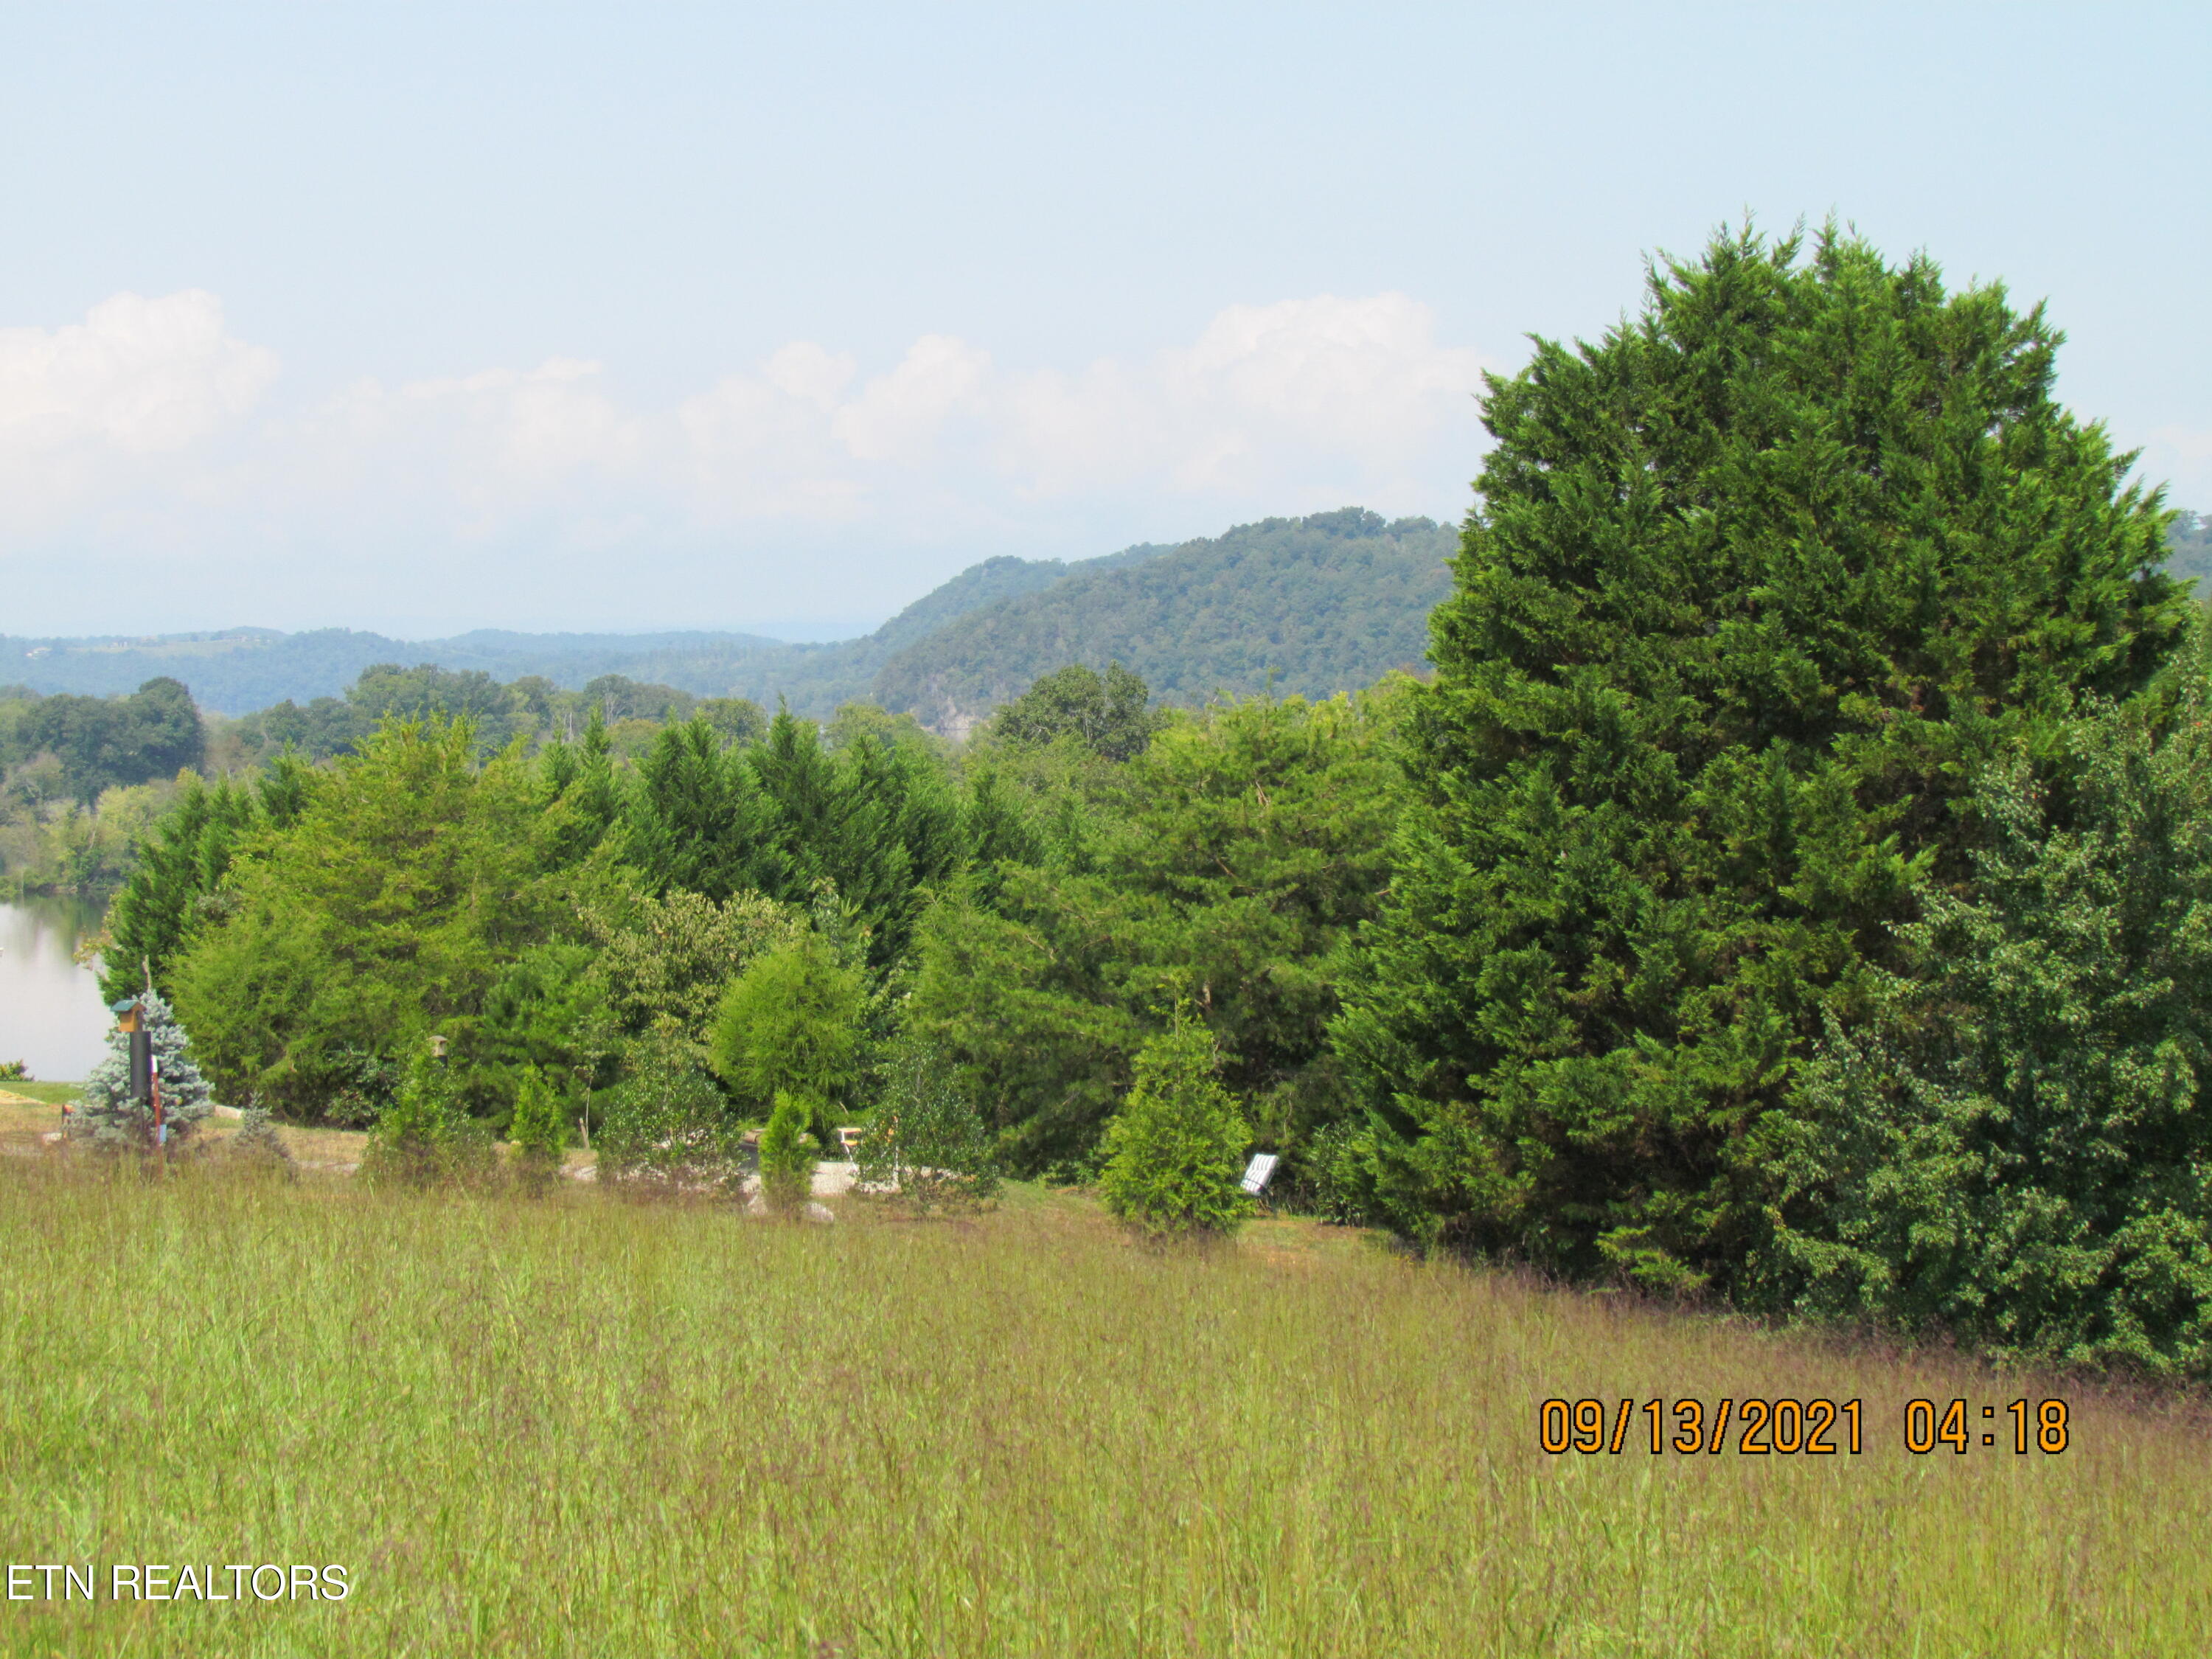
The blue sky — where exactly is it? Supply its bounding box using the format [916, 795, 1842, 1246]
[4, 1, 2207, 639]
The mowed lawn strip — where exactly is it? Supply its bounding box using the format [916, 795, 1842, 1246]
[1, 1162, 2205, 1658]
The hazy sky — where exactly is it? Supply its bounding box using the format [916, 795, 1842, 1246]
[4, 1, 2207, 640]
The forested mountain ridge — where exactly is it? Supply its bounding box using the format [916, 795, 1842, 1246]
[871, 509, 1455, 736]
[0, 513, 1422, 726]
[0, 542, 1181, 716]
[865, 542, 1177, 655]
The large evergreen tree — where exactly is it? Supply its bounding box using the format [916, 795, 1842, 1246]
[1335, 225, 2191, 1289]
[739, 706, 961, 966]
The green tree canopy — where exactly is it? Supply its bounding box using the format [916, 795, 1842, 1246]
[622, 716, 785, 902]
[17, 676, 204, 801]
[1335, 224, 2191, 1287]
[99, 755, 315, 1005]
[170, 717, 616, 1121]
[907, 685, 1405, 1174]
[990, 662, 1162, 761]
[349, 664, 526, 751]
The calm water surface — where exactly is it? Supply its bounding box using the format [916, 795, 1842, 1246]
[0, 899, 112, 1082]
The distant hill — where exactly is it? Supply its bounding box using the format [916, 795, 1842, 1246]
[1, 515, 1444, 726]
[873, 509, 1455, 736]
[0, 625, 791, 715]
[0, 543, 1176, 717]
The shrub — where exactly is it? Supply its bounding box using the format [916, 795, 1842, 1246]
[596, 1026, 741, 1197]
[757, 1091, 818, 1215]
[221, 1106, 295, 1175]
[709, 933, 865, 1144]
[855, 1038, 1000, 1214]
[0, 1060, 30, 1082]
[1099, 1009, 1253, 1237]
[362, 1040, 494, 1189]
[508, 1065, 569, 1192]
[322, 1046, 400, 1130]
[1301, 1119, 1377, 1227]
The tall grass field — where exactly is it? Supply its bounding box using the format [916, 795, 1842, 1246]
[2, 1158, 2208, 1656]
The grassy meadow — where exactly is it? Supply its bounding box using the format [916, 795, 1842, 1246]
[1, 1149, 2208, 1658]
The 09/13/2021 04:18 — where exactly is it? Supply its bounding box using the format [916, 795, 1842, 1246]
[1537, 1397, 2073, 1457]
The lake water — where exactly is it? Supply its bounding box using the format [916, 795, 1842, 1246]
[0, 899, 114, 1083]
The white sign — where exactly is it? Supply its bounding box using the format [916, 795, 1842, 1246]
[1239, 1152, 1279, 1195]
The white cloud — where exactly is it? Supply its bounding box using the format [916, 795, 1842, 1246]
[830, 335, 994, 464]
[761, 341, 856, 411]
[995, 293, 1489, 498]
[0, 290, 278, 454]
[291, 358, 650, 538]
[0, 291, 279, 541]
[0, 288, 1492, 630]
[678, 361, 858, 521]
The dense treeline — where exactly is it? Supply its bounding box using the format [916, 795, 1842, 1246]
[0, 678, 206, 897]
[906, 672, 1403, 1174]
[118, 664, 1391, 1168]
[229, 663, 768, 763]
[0, 626, 799, 713]
[0, 676, 203, 800]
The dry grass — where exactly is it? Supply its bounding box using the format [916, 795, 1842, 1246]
[1, 1157, 2207, 1657]
[0, 1093, 371, 1169]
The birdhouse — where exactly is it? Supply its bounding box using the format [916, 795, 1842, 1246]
[111, 998, 155, 1102]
